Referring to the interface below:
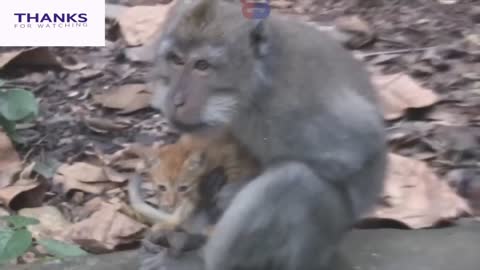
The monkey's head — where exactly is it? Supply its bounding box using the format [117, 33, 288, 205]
[150, 0, 272, 133]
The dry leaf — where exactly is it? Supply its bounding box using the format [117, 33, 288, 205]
[57, 162, 108, 183]
[93, 84, 152, 114]
[118, 3, 175, 47]
[83, 116, 131, 133]
[18, 206, 71, 240]
[53, 162, 120, 194]
[0, 50, 25, 68]
[0, 182, 43, 210]
[0, 162, 45, 210]
[0, 47, 87, 71]
[371, 72, 440, 120]
[366, 153, 471, 229]
[0, 132, 22, 188]
[63, 202, 147, 253]
[334, 15, 375, 49]
[104, 168, 128, 183]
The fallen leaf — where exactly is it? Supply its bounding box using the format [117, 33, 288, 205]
[18, 206, 71, 240]
[0, 48, 87, 71]
[0, 163, 45, 210]
[371, 72, 440, 120]
[104, 168, 128, 184]
[56, 162, 108, 183]
[0, 132, 22, 188]
[63, 202, 147, 253]
[117, 3, 175, 47]
[0, 183, 44, 211]
[53, 163, 119, 194]
[0, 51, 25, 69]
[93, 84, 152, 114]
[334, 15, 375, 49]
[83, 116, 131, 133]
[366, 153, 471, 229]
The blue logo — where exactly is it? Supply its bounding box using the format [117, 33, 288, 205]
[241, 0, 270, 19]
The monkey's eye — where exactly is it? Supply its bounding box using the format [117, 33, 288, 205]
[178, 185, 189, 193]
[166, 52, 184, 66]
[194, 60, 210, 71]
[158, 185, 167, 192]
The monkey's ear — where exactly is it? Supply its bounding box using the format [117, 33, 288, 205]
[249, 20, 270, 58]
[185, 0, 217, 28]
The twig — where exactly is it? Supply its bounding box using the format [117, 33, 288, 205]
[359, 46, 436, 57]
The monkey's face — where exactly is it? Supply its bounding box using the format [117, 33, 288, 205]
[149, 1, 269, 133]
[151, 40, 243, 133]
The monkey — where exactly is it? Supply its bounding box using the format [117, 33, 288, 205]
[128, 132, 260, 232]
[147, 0, 387, 269]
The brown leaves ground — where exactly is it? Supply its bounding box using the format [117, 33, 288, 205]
[1, 0, 479, 263]
[366, 154, 471, 229]
[372, 72, 440, 120]
[93, 84, 152, 114]
[0, 132, 22, 188]
[117, 3, 175, 47]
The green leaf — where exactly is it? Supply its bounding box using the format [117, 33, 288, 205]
[33, 158, 62, 179]
[0, 229, 32, 262]
[0, 115, 16, 138]
[1, 216, 40, 229]
[37, 239, 88, 258]
[0, 89, 38, 122]
[0, 229, 14, 255]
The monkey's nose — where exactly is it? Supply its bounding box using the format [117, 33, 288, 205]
[173, 93, 185, 107]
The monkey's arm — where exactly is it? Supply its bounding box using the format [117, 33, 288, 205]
[204, 161, 371, 270]
[128, 175, 176, 224]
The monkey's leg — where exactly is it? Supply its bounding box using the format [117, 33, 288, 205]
[204, 161, 355, 270]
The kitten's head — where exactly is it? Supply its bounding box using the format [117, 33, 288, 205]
[149, 141, 209, 212]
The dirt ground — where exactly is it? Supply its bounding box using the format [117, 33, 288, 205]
[0, 0, 479, 260]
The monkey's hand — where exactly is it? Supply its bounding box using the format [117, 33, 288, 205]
[204, 161, 354, 270]
[140, 227, 207, 270]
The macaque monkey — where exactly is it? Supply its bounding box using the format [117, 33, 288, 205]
[147, 0, 387, 269]
[128, 132, 260, 231]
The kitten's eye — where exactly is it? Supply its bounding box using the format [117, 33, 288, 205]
[178, 185, 188, 193]
[166, 52, 184, 66]
[158, 185, 167, 192]
[194, 60, 210, 71]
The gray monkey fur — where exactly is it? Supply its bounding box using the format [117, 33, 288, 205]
[146, 1, 387, 269]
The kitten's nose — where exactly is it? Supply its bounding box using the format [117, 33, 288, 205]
[162, 195, 177, 211]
